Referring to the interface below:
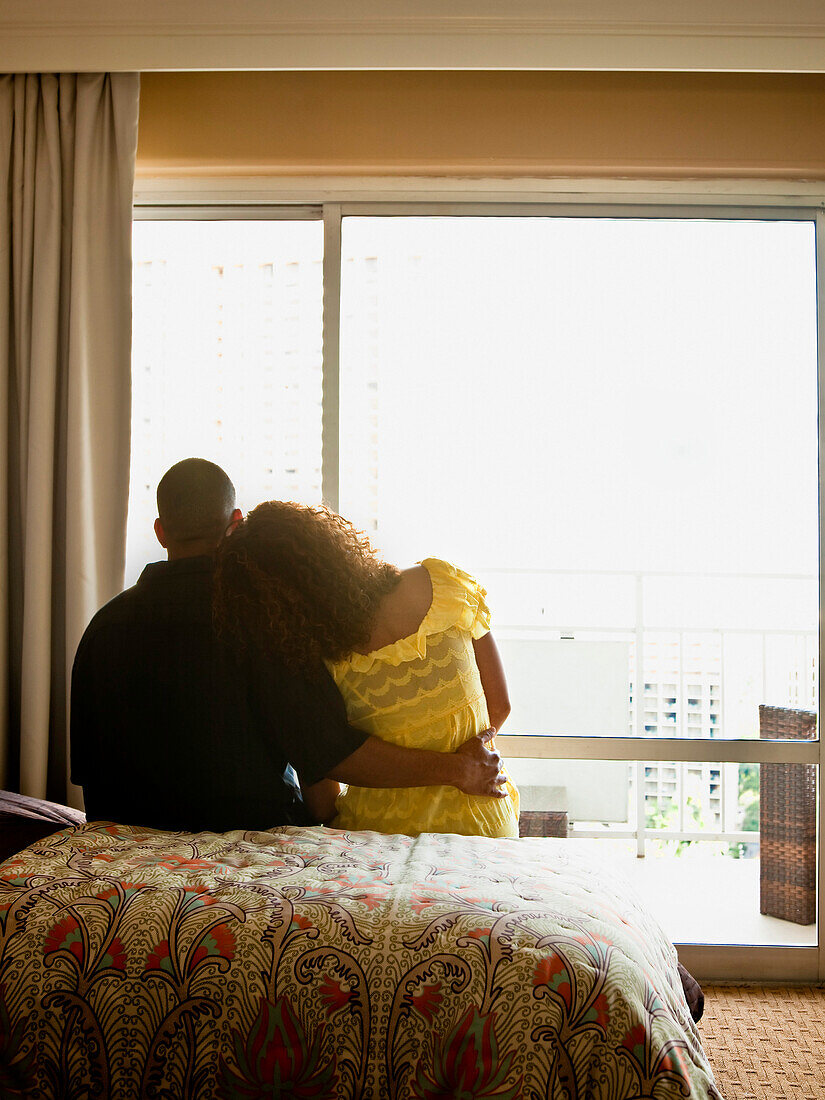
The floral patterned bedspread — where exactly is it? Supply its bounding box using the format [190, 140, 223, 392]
[0, 823, 721, 1099]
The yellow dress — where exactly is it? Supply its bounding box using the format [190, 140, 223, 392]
[327, 558, 520, 838]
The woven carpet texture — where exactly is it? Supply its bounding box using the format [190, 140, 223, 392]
[699, 985, 825, 1099]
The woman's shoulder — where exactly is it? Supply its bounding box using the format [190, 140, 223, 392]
[329, 558, 490, 677]
[370, 565, 433, 644]
[332, 565, 432, 671]
[396, 563, 433, 609]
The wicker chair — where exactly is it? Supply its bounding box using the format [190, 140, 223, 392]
[759, 705, 817, 925]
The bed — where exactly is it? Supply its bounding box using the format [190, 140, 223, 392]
[0, 812, 720, 1099]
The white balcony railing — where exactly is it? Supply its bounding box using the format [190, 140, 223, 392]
[487, 568, 817, 858]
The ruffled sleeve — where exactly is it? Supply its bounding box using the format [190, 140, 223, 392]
[420, 558, 491, 640]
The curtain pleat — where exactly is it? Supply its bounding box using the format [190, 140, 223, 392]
[0, 72, 139, 806]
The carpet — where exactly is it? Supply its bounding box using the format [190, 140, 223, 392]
[699, 985, 825, 1099]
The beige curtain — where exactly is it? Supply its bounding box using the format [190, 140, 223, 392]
[0, 73, 139, 806]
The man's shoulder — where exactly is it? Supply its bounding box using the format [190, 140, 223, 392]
[76, 560, 213, 651]
[108, 559, 212, 613]
[81, 573, 155, 630]
[80, 582, 139, 634]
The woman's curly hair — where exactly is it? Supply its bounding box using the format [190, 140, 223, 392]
[213, 501, 401, 674]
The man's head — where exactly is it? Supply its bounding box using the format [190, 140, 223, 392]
[154, 458, 241, 560]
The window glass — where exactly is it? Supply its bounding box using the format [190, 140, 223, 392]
[512, 757, 816, 946]
[339, 216, 819, 737]
[127, 219, 324, 584]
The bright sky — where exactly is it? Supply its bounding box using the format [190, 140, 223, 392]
[339, 217, 818, 584]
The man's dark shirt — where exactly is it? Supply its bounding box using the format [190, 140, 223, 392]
[70, 556, 368, 832]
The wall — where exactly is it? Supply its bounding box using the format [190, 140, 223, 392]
[137, 71, 825, 178]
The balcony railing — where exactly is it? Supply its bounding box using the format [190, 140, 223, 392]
[486, 567, 817, 858]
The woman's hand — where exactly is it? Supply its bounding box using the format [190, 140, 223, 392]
[453, 729, 508, 797]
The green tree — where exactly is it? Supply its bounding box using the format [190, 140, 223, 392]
[728, 763, 760, 859]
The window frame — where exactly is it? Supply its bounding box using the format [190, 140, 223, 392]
[133, 181, 825, 981]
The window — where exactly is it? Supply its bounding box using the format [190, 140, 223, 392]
[129, 193, 822, 978]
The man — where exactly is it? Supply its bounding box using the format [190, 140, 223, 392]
[70, 458, 505, 832]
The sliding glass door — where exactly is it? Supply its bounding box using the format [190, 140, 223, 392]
[334, 212, 819, 970]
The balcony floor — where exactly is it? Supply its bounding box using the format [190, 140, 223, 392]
[575, 841, 817, 947]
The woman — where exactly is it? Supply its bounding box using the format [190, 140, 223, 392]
[213, 502, 519, 838]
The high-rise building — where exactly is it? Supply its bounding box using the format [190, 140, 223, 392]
[631, 636, 729, 831]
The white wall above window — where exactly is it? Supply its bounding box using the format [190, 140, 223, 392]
[3, 0, 825, 73]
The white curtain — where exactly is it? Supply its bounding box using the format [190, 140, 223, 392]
[0, 73, 139, 805]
